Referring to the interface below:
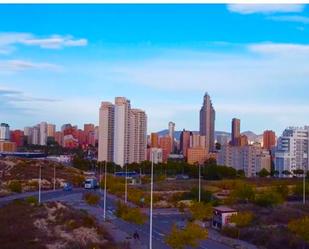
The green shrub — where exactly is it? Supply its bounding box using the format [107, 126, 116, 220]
[115, 201, 146, 224]
[165, 222, 208, 249]
[230, 211, 254, 228]
[228, 183, 255, 204]
[25, 196, 38, 205]
[83, 192, 100, 206]
[8, 180, 22, 193]
[255, 190, 283, 207]
[189, 201, 213, 221]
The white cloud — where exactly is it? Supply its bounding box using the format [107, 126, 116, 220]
[0, 32, 88, 53]
[20, 35, 88, 49]
[248, 42, 309, 56]
[0, 60, 62, 72]
[267, 15, 309, 24]
[227, 4, 304, 14]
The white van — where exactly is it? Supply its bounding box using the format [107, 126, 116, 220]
[84, 178, 98, 189]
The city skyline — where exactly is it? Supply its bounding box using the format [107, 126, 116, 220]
[1, 4, 309, 134]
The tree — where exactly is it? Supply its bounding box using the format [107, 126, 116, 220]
[288, 216, 309, 243]
[237, 170, 245, 178]
[230, 211, 254, 228]
[189, 201, 213, 221]
[293, 169, 304, 177]
[282, 170, 292, 176]
[258, 168, 270, 177]
[165, 223, 208, 249]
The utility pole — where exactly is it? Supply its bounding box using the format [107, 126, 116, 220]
[53, 164, 56, 191]
[303, 166, 306, 205]
[125, 164, 128, 203]
[99, 163, 102, 193]
[38, 165, 41, 204]
[103, 161, 107, 221]
[199, 163, 201, 203]
[149, 151, 154, 249]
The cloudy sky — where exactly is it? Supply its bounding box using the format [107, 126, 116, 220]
[1, 4, 309, 134]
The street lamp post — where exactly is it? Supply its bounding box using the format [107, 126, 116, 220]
[303, 167, 306, 205]
[99, 163, 102, 193]
[125, 164, 128, 203]
[53, 164, 56, 191]
[198, 163, 201, 203]
[103, 161, 107, 221]
[38, 165, 41, 204]
[149, 151, 154, 249]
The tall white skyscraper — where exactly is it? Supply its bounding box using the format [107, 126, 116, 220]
[39, 122, 48, 145]
[168, 121, 175, 153]
[98, 101, 115, 162]
[275, 126, 309, 177]
[113, 97, 131, 166]
[98, 97, 147, 167]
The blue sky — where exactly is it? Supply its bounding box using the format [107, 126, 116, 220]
[1, 4, 309, 135]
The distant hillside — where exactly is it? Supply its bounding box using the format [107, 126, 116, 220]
[241, 131, 263, 143]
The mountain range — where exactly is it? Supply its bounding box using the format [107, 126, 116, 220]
[156, 129, 263, 143]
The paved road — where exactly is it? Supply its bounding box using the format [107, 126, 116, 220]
[0, 189, 231, 249]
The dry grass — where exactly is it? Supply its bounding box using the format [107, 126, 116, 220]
[0, 200, 119, 249]
[0, 158, 85, 194]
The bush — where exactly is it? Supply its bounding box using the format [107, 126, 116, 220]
[115, 201, 146, 224]
[181, 187, 213, 203]
[230, 211, 254, 228]
[165, 222, 208, 249]
[293, 181, 309, 198]
[255, 190, 284, 207]
[228, 183, 255, 204]
[8, 180, 22, 193]
[83, 192, 100, 206]
[288, 216, 309, 243]
[72, 174, 85, 187]
[25, 196, 38, 205]
[189, 201, 213, 221]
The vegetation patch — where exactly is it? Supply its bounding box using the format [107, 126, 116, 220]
[115, 201, 146, 224]
[0, 200, 117, 249]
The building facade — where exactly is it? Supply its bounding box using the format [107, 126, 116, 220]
[199, 93, 215, 152]
[263, 130, 276, 150]
[98, 102, 115, 162]
[0, 123, 10, 141]
[98, 97, 147, 166]
[275, 127, 309, 177]
[231, 118, 240, 146]
[218, 144, 271, 177]
[168, 121, 175, 153]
